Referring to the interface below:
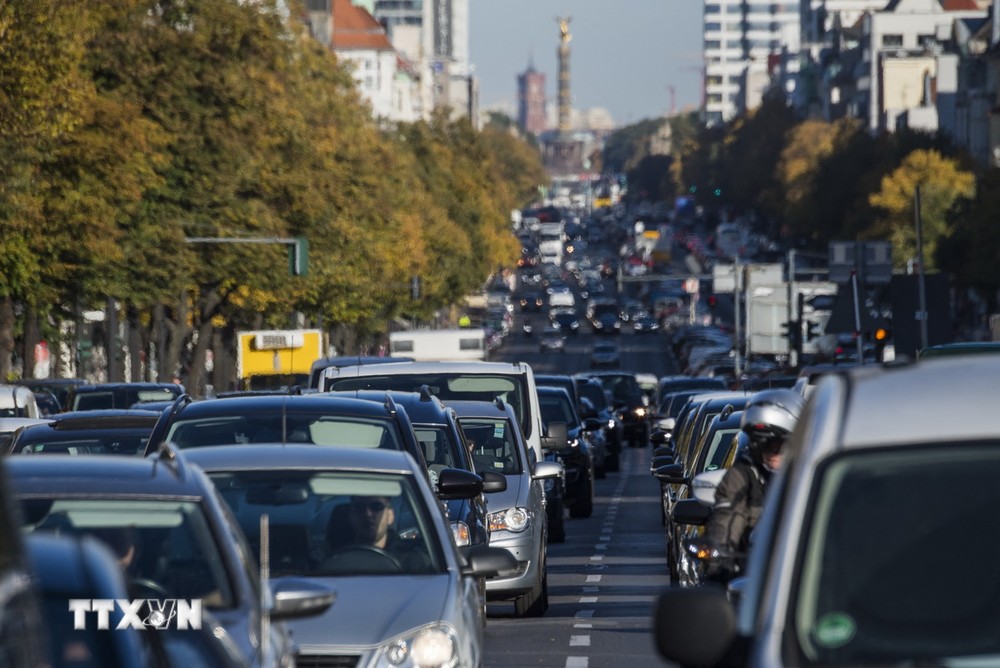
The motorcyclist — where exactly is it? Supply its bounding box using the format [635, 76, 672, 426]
[702, 388, 804, 582]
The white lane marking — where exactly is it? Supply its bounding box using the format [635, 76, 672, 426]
[599, 534, 611, 541]
[580, 596, 598, 603]
[595, 544, 607, 550]
[566, 658, 588, 667]
[589, 555, 604, 561]
[570, 635, 591, 647]
[586, 575, 602, 583]
[574, 623, 593, 629]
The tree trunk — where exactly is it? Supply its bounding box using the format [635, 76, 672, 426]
[22, 307, 40, 379]
[127, 305, 144, 382]
[0, 297, 16, 381]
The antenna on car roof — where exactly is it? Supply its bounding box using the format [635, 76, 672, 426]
[418, 384, 434, 401]
[493, 396, 505, 410]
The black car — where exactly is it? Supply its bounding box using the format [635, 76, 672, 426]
[330, 389, 505, 554]
[574, 377, 622, 472]
[65, 383, 184, 413]
[518, 291, 546, 312]
[14, 378, 87, 413]
[536, 386, 598, 519]
[584, 371, 650, 448]
[4, 409, 161, 456]
[8, 451, 333, 667]
[549, 308, 581, 335]
[142, 394, 427, 470]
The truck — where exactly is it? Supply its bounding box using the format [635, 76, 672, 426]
[537, 220, 565, 266]
[388, 328, 487, 362]
[236, 329, 324, 391]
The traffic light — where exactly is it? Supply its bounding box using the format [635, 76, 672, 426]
[689, 185, 697, 194]
[707, 295, 717, 310]
[804, 320, 820, 342]
[781, 320, 801, 348]
[873, 319, 891, 362]
[713, 188, 722, 197]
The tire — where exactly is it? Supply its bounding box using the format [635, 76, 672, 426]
[569, 476, 594, 518]
[548, 499, 566, 543]
[514, 569, 546, 617]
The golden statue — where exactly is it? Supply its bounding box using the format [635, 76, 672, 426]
[556, 16, 571, 44]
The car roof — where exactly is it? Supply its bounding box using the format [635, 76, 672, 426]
[917, 341, 1000, 359]
[445, 398, 512, 420]
[169, 394, 401, 418]
[181, 444, 419, 473]
[44, 409, 161, 427]
[837, 356, 1000, 448]
[329, 389, 450, 423]
[6, 453, 211, 498]
[71, 383, 181, 391]
[324, 360, 528, 377]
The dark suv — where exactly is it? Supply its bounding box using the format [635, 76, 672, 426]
[536, 386, 597, 519]
[142, 394, 427, 469]
[583, 371, 650, 448]
[330, 389, 506, 552]
[65, 382, 184, 412]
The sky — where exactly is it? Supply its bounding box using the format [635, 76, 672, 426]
[469, 0, 703, 129]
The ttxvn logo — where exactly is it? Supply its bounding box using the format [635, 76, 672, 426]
[69, 599, 203, 630]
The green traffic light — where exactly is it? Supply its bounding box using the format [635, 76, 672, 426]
[713, 188, 722, 197]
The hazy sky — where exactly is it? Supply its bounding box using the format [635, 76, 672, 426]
[469, 0, 703, 128]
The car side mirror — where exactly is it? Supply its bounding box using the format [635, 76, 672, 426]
[480, 470, 507, 494]
[581, 417, 604, 432]
[650, 429, 672, 446]
[670, 497, 712, 526]
[690, 468, 728, 506]
[436, 467, 485, 499]
[652, 462, 687, 485]
[652, 445, 674, 459]
[655, 586, 737, 666]
[459, 544, 519, 578]
[649, 455, 675, 472]
[531, 460, 563, 480]
[269, 578, 336, 621]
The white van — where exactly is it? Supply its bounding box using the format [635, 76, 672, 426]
[388, 329, 487, 362]
[0, 385, 40, 419]
[548, 290, 576, 309]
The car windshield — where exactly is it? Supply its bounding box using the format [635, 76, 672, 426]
[458, 417, 523, 476]
[15, 433, 149, 456]
[793, 443, 1000, 665]
[577, 384, 609, 411]
[20, 499, 234, 608]
[164, 412, 404, 450]
[208, 471, 443, 577]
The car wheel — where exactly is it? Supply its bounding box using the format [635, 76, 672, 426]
[569, 476, 593, 518]
[547, 499, 566, 543]
[514, 569, 547, 617]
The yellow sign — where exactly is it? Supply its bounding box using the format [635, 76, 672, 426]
[237, 329, 323, 380]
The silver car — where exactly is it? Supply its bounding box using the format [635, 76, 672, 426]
[185, 445, 516, 668]
[448, 399, 563, 617]
[656, 355, 1000, 667]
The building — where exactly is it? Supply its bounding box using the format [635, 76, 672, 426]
[703, 0, 802, 125]
[517, 60, 546, 136]
[331, 0, 421, 122]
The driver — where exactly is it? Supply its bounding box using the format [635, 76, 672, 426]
[346, 495, 395, 549]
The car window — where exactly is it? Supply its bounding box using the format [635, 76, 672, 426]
[17, 436, 147, 456]
[794, 444, 1000, 664]
[459, 418, 522, 476]
[209, 471, 443, 577]
[21, 499, 235, 608]
[165, 414, 403, 450]
[539, 394, 578, 429]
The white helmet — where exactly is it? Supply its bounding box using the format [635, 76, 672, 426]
[740, 389, 803, 445]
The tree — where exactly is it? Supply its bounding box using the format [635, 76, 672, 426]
[937, 167, 1000, 311]
[868, 149, 975, 272]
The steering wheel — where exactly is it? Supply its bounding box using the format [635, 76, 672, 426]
[327, 545, 402, 572]
[129, 577, 169, 599]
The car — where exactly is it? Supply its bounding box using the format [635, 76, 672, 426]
[631, 311, 661, 334]
[590, 310, 623, 335]
[536, 386, 598, 519]
[65, 383, 185, 412]
[538, 327, 567, 353]
[26, 532, 251, 668]
[9, 450, 333, 668]
[589, 341, 621, 369]
[585, 371, 651, 448]
[549, 307, 581, 335]
[656, 355, 1000, 667]
[0, 383, 42, 418]
[330, 389, 504, 555]
[184, 445, 516, 668]
[4, 409, 161, 456]
[536, 374, 608, 479]
[307, 356, 415, 391]
[575, 376, 623, 472]
[450, 398, 563, 617]
[518, 290, 546, 312]
[142, 394, 427, 469]
[13, 378, 87, 413]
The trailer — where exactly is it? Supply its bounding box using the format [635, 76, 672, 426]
[388, 329, 487, 362]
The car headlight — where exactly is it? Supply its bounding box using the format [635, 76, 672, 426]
[613, 321, 621, 328]
[450, 521, 470, 547]
[607, 418, 615, 429]
[377, 623, 459, 668]
[633, 407, 647, 418]
[488, 507, 531, 532]
[571, 321, 579, 329]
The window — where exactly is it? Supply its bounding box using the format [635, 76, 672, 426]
[881, 33, 903, 48]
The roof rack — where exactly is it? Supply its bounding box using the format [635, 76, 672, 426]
[166, 394, 193, 418]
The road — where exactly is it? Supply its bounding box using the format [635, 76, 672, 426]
[483, 298, 680, 668]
